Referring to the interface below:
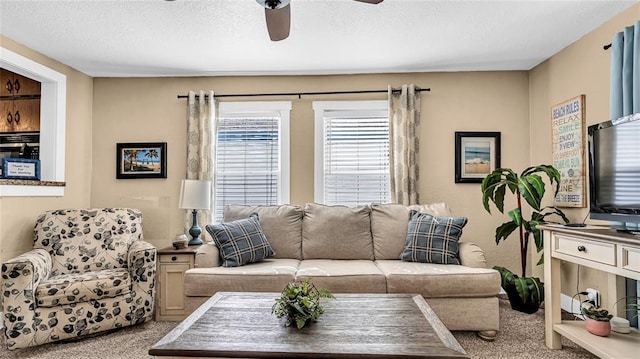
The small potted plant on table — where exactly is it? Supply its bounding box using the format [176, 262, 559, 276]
[272, 278, 335, 329]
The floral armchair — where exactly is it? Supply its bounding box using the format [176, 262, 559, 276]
[1, 208, 156, 350]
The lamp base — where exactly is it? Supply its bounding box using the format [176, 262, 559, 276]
[188, 209, 204, 246]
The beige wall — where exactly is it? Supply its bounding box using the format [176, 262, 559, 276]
[2, 3, 638, 305]
[0, 35, 93, 262]
[92, 72, 530, 270]
[529, 3, 640, 304]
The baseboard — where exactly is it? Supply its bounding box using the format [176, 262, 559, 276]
[561, 293, 584, 319]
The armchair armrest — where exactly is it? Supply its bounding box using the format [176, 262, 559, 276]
[127, 240, 156, 323]
[194, 243, 221, 268]
[458, 241, 488, 268]
[2, 248, 52, 303]
[127, 240, 156, 282]
[1, 248, 51, 347]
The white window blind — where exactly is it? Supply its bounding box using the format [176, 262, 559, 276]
[215, 102, 291, 221]
[313, 101, 390, 206]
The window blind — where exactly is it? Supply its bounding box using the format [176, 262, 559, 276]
[321, 111, 390, 206]
[215, 115, 280, 221]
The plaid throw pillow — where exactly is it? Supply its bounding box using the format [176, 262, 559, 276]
[205, 213, 275, 267]
[400, 211, 467, 265]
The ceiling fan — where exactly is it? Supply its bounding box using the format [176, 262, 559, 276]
[256, 0, 384, 41]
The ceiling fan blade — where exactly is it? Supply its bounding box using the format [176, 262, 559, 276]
[265, 3, 290, 41]
[353, 0, 384, 4]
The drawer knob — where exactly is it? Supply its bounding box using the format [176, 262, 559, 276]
[171, 256, 177, 261]
[577, 245, 586, 252]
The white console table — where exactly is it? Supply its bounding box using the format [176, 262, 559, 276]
[541, 224, 640, 358]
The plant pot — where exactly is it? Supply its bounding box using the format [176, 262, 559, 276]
[585, 317, 611, 337]
[504, 283, 540, 314]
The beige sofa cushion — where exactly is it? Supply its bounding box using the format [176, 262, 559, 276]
[223, 204, 303, 260]
[302, 203, 374, 260]
[374, 260, 500, 298]
[371, 203, 452, 260]
[296, 259, 387, 293]
[184, 259, 299, 296]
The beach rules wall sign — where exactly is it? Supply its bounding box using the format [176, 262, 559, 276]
[551, 95, 586, 207]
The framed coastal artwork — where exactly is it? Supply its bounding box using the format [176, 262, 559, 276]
[116, 142, 167, 179]
[454, 132, 501, 183]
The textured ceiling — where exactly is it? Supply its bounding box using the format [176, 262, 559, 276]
[0, 0, 637, 77]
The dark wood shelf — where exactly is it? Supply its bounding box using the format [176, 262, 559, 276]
[0, 94, 41, 100]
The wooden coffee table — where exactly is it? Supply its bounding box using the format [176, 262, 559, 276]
[150, 292, 468, 358]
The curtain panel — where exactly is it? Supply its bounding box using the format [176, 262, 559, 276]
[388, 84, 421, 205]
[610, 20, 640, 329]
[185, 90, 217, 237]
[610, 20, 640, 120]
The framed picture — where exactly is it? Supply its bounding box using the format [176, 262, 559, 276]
[1, 158, 41, 180]
[116, 142, 167, 179]
[551, 95, 586, 207]
[454, 132, 501, 183]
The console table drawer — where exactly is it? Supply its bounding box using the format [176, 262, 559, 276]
[554, 235, 616, 265]
[619, 245, 640, 273]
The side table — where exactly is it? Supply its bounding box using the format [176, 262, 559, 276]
[156, 245, 201, 321]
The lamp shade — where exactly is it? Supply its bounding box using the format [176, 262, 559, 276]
[179, 179, 212, 210]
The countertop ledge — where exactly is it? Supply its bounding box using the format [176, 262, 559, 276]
[0, 179, 66, 186]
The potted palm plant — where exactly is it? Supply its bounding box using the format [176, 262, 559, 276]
[481, 165, 568, 313]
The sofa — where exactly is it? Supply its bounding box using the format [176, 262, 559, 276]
[184, 203, 501, 340]
[1, 208, 156, 350]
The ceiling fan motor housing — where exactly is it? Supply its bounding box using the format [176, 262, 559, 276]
[257, 0, 291, 10]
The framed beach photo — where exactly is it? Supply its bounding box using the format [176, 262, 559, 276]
[116, 142, 167, 179]
[454, 132, 501, 183]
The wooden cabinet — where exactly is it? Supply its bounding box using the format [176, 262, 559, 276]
[1, 69, 40, 97]
[542, 225, 640, 359]
[1, 68, 41, 133]
[1, 98, 40, 132]
[156, 245, 200, 321]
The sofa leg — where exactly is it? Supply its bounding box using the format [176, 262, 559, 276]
[477, 330, 497, 341]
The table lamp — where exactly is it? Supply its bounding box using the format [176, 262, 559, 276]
[179, 179, 212, 245]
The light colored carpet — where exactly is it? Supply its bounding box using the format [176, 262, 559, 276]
[1, 299, 598, 358]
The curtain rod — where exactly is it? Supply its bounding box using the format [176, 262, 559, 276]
[604, 43, 611, 50]
[177, 87, 430, 100]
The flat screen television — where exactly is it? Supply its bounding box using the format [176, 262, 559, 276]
[588, 113, 640, 229]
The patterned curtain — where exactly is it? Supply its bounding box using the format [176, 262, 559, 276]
[388, 84, 421, 205]
[184, 90, 217, 238]
[609, 20, 640, 119]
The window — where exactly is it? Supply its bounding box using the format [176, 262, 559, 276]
[313, 100, 390, 206]
[215, 102, 291, 221]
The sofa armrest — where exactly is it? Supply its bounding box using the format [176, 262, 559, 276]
[194, 243, 221, 268]
[127, 240, 157, 322]
[458, 242, 488, 268]
[1, 248, 51, 347]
